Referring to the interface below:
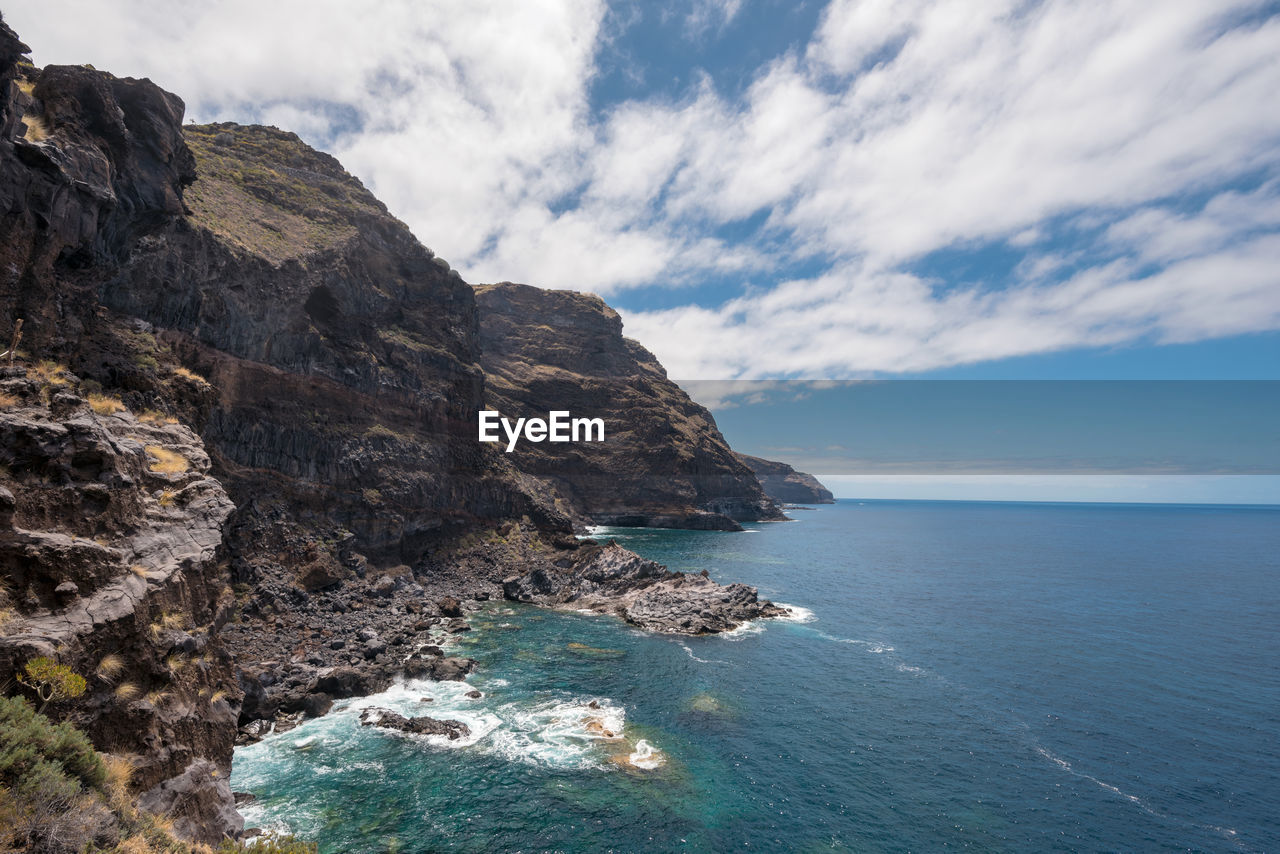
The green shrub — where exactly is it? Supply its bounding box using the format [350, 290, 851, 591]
[18, 656, 88, 711]
[0, 696, 318, 853]
[0, 695, 113, 852]
[0, 694, 105, 791]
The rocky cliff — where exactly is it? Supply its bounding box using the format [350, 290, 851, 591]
[0, 370, 241, 843]
[0, 18, 559, 841]
[0, 16, 796, 843]
[734, 453, 835, 504]
[476, 282, 784, 531]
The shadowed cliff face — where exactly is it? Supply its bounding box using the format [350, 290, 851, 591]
[106, 123, 568, 568]
[734, 453, 835, 504]
[475, 282, 784, 530]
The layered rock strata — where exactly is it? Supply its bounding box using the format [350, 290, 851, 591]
[476, 282, 785, 531]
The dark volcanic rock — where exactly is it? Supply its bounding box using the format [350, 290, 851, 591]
[302, 692, 334, 718]
[315, 666, 392, 699]
[136, 758, 244, 843]
[403, 652, 475, 681]
[734, 453, 835, 504]
[475, 283, 785, 530]
[503, 542, 788, 634]
[359, 707, 470, 740]
[0, 382, 241, 844]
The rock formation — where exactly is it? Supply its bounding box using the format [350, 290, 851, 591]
[0, 373, 241, 843]
[503, 542, 788, 634]
[734, 453, 835, 504]
[476, 282, 784, 531]
[359, 707, 470, 741]
[0, 15, 800, 842]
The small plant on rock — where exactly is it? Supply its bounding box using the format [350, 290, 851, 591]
[145, 446, 189, 474]
[95, 654, 125, 683]
[17, 657, 87, 712]
[87, 393, 125, 415]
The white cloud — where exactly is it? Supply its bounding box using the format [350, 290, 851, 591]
[684, 0, 745, 39]
[625, 229, 1280, 377]
[7, 0, 1280, 377]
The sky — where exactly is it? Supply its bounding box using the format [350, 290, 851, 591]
[8, 0, 1279, 500]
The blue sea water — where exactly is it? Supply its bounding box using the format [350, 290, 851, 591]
[231, 500, 1280, 852]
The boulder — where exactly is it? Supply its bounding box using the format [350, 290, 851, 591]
[359, 708, 470, 740]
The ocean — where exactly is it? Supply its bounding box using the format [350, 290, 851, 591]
[231, 500, 1280, 852]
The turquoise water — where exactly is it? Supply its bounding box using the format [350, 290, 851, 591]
[232, 501, 1280, 852]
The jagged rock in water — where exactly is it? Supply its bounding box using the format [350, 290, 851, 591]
[475, 282, 786, 531]
[733, 453, 835, 504]
[359, 707, 470, 740]
[403, 650, 476, 681]
[503, 542, 788, 634]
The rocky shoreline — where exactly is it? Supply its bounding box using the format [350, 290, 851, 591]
[221, 537, 787, 748]
[504, 542, 789, 634]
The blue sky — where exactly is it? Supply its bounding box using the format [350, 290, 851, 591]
[10, 0, 1279, 500]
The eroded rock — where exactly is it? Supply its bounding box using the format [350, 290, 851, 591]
[359, 707, 470, 740]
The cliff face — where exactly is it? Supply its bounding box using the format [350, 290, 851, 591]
[0, 21, 244, 841]
[108, 123, 569, 570]
[734, 453, 835, 504]
[0, 373, 241, 843]
[476, 282, 784, 530]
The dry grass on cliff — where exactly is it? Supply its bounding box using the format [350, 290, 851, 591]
[88, 393, 126, 415]
[101, 754, 135, 812]
[20, 114, 48, 142]
[170, 366, 209, 386]
[27, 360, 70, 386]
[0, 391, 18, 408]
[95, 654, 126, 683]
[144, 446, 189, 474]
[183, 123, 374, 264]
[0, 579, 11, 630]
[138, 409, 177, 425]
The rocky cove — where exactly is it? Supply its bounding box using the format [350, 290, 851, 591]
[0, 16, 823, 848]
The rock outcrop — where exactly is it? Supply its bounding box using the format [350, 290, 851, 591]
[0, 372, 242, 843]
[476, 282, 784, 531]
[359, 707, 470, 740]
[503, 542, 789, 634]
[734, 453, 835, 504]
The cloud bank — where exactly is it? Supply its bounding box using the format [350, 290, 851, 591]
[9, 0, 1280, 378]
